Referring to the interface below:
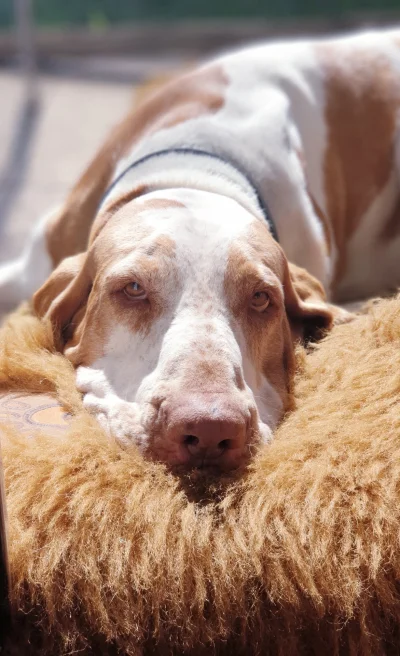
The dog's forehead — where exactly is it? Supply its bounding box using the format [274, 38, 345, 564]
[133, 189, 257, 244]
[97, 189, 267, 269]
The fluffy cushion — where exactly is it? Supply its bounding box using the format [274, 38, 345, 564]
[1, 297, 400, 655]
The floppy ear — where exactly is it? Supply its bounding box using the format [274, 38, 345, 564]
[284, 261, 353, 341]
[33, 253, 91, 348]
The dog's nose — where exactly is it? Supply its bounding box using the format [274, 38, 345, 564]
[182, 420, 245, 459]
[165, 395, 249, 470]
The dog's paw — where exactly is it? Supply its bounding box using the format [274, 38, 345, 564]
[83, 391, 146, 450]
[76, 366, 148, 449]
[76, 366, 111, 398]
[331, 305, 357, 325]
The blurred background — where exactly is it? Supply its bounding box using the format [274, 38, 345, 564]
[0, 0, 399, 262]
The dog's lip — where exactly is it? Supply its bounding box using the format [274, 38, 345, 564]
[154, 442, 251, 473]
[170, 460, 242, 476]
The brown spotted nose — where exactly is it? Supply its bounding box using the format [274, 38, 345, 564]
[164, 394, 249, 470]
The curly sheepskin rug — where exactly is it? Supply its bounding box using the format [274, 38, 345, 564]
[1, 295, 400, 655]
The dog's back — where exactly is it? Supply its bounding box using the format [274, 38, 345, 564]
[1, 29, 400, 306]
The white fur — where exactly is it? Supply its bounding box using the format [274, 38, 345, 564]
[337, 169, 400, 301]
[0, 211, 52, 308]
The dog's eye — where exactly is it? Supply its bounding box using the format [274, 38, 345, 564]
[251, 291, 270, 312]
[123, 282, 147, 300]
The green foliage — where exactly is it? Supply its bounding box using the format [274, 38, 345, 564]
[0, 0, 398, 29]
[0, 1, 13, 28]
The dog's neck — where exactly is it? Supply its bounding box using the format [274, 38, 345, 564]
[100, 149, 273, 231]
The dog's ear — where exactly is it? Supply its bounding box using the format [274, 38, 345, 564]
[284, 261, 352, 341]
[33, 253, 91, 348]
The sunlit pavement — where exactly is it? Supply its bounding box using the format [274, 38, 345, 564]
[0, 56, 190, 263]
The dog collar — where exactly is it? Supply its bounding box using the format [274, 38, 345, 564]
[102, 147, 279, 243]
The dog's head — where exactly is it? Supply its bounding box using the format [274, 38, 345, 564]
[34, 188, 338, 472]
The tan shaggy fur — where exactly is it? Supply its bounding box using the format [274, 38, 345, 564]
[1, 296, 400, 654]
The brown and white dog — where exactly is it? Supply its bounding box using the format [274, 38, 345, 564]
[1, 29, 400, 472]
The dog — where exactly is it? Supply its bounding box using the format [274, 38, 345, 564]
[1, 29, 400, 472]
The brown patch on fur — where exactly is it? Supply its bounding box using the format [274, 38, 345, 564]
[45, 115, 141, 266]
[102, 194, 185, 221]
[36, 197, 180, 366]
[141, 233, 177, 260]
[139, 198, 185, 210]
[380, 194, 400, 240]
[90, 193, 185, 245]
[318, 45, 400, 285]
[142, 65, 227, 133]
[309, 192, 331, 255]
[89, 183, 150, 245]
[195, 357, 224, 383]
[32, 253, 95, 357]
[224, 242, 292, 408]
[2, 293, 400, 653]
[32, 252, 105, 364]
[223, 222, 336, 413]
[295, 148, 331, 255]
[45, 65, 227, 267]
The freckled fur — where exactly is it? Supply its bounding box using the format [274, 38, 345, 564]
[37, 188, 338, 460]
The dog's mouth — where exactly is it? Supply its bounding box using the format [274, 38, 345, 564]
[143, 443, 249, 474]
[170, 461, 247, 504]
[169, 454, 249, 475]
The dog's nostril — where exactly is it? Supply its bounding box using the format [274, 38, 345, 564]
[184, 435, 199, 447]
[218, 439, 232, 451]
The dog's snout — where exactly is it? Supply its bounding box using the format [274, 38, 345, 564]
[164, 394, 250, 470]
